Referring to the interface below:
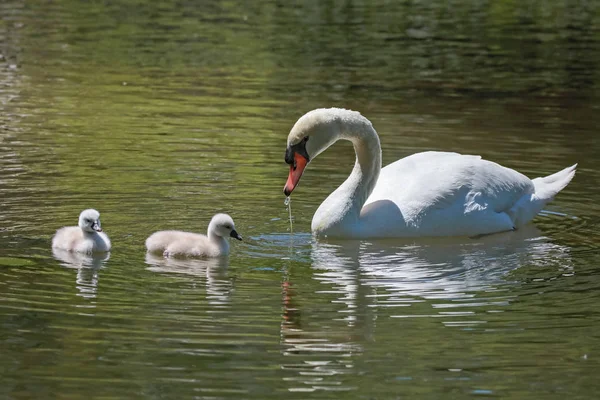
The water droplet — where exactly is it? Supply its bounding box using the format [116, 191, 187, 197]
[285, 196, 293, 234]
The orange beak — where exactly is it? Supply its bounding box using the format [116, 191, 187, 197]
[284, 152, 308, 196]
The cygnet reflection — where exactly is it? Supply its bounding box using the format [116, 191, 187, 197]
[52, 248, 111, 300]
[144, 253, 232, 306]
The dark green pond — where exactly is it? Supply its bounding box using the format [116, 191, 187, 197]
[1, 1, 600, 398]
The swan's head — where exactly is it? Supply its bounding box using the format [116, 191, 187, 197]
[78, 209, 103, 233]
[208, 213, 242, 241]
[284, 108, 360, 196]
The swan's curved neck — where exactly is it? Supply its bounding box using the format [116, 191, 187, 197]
[312, 116, 382, 236]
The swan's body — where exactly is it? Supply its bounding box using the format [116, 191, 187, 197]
[52, 209, 111, 253]
[283, 108, 577, 238]
[145, 213, 242, 258]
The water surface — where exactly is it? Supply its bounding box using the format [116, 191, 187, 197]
[1, 1, 600, 399]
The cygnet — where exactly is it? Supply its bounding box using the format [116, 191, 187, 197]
[52, 209, 111, 253]
[145, 213, 242, 258]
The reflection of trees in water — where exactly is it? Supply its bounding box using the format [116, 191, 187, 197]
[145, 253, 233, 307]
[0, 1, 22, 113]
[561, 0, 598, 91]
[278, 225, 573, 392]
[52, 249, 110, 302]
[0, 4, 25, 235]
[268, 0, 600, 98]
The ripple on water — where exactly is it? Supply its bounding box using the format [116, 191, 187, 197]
[243, 232, 313, 261]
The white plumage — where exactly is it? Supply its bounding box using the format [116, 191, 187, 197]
[145, 213, 242, 258]
[283, 108, 577, 238]
[52, 209, 111, 253]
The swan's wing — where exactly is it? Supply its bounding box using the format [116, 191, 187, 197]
[366, 151, 534, 220]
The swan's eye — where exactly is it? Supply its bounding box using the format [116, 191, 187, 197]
[285, 136, 310, 165]
[223, 224, 232, 230]
[289, 136, 308, 148]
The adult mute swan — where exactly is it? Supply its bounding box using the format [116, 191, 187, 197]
[52, 209, 111, 253]
[283, 108, 577, 239]
[145, 213, 242, 258]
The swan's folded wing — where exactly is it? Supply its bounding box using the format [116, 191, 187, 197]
[367, 151, 534, 217]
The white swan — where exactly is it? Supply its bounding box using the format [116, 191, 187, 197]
[145, 213, 242, 258]
[283, 108, 577, 238]
[52, 209, 111, 253]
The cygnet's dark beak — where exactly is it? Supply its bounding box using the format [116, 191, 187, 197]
[92, 221, 102, 232]
[230, 229, 242, 241]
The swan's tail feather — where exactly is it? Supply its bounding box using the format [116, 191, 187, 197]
[532, 163, 577, 201]
[508, 164, 577, 227]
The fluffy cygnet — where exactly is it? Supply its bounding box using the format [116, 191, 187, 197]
[52, 209, 111, 253]
[145, 213, 242, 258]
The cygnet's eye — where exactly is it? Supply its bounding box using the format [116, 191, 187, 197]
[223, 224, 232, 230]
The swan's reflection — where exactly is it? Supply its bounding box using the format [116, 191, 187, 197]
[310, 224, 574, 319]
[52, 249, 110, 301]
[278, 225, 573, 392]
[280, 274, 360, 393]
[144, 254, 232, 306]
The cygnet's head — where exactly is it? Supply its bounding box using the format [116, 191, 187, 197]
[78, 209, 103, 233]
[208, 213, 242, 241]
[284, 108, 369, 196]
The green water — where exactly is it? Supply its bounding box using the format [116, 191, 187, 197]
[1, 0, 600, 398]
